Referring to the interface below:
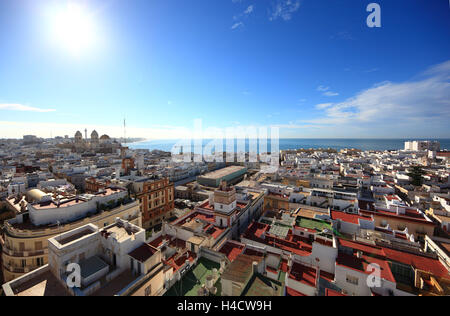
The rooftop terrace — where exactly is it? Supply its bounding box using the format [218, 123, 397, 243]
[164, 257, 221, 296]
[295, 217, 332, 233]
[198, 166, 246, 180]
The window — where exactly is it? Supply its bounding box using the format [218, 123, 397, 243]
[346, 275, 358, 285]
[145, 285, 151, 296]
[36, 257, 44, 266]
[35, 241, 43, 250]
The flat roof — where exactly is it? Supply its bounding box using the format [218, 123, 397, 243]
[221, 254, 262, 284]
[33, 187, 125, 210]
[11, 270, 70, 296]
[79, 256, 109, 279]
[198, 166, 246, 180]
[243, 274, 283, 296]
[91, 269, 137, 296]
[104, 224, 135, 242]
[57, 228, 96, 245]
[268, 224, 290, 239]
[296, 217, 332, 232]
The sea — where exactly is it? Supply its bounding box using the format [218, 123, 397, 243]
[126, 138, 450, 153]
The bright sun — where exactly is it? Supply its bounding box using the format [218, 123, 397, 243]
[51, 3, 97, 56]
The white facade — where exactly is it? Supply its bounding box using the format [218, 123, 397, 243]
[404, 140, 440, 152]
[7, 182, 26, 196]
[28, 189, 129, 226]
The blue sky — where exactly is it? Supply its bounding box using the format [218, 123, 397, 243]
[0, 0, 449, 139]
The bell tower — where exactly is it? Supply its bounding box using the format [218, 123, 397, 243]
[213, 181, 237, 214]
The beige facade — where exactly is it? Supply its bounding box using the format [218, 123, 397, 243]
[134, 178, 175, 229]
[128, 264, 165, 296]
[1, 202, 141, 282]
[360, 210, 435, 240]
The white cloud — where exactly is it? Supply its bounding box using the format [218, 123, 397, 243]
[269, 0, 301, 21]
[232, 5, 254, 27]
[323, 91, 339, 97]
[317, 86, 338, 96]
[231, 22, 244, 30]
[316, 85, 329, 92]
[306, 60, 450, 136]
[244, 5, 254, 15]
[315, 103, 333, 109]
[0, 103, 56, 112]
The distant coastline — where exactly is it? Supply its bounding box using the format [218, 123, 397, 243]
[127, 138, 450, 153]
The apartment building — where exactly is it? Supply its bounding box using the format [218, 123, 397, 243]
[404, 141, 440, 152]
[1, 187, 141, 282]
[132, 177, 174, 229]
[2, 218, 165, 296]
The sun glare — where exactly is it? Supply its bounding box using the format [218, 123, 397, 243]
[51, 3, 97, 56]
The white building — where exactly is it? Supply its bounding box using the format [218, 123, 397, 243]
[26, 187, 129, 226]
[404, 140, 440, 152]
[3, 218, 165, 296]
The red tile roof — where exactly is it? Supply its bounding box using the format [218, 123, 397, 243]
[286, 287, 307, 296]
[338, 239, 385, 257]
[219, 241, 245, 262]
[360, 209, 435, 225]
[336, 252, 396, 283]
[325, 288, 346, 296]
[338, 238, 449, 281]
[331, 210, 373, 225]
[289, 262, 317, 287]
[128, 243, 158, 263]
[382, 247, 449, 279]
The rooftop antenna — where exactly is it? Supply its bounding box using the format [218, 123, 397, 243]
[123, 118, 126, 145]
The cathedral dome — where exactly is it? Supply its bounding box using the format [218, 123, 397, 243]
[91, 130, 99, 140]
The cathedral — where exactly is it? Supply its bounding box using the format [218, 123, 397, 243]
[71, 129, 120, 153]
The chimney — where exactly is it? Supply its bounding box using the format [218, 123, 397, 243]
[208, 193, 214, 207]
[252, 261, 259, 275]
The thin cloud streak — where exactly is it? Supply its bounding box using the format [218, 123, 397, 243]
[0, 103, 56, 113]
[269, 0, 301, 21]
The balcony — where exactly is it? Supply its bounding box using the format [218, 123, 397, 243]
[3, 263, 26, 274]
[3, 246, 48, 258]
[5, 200, 139, 238]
